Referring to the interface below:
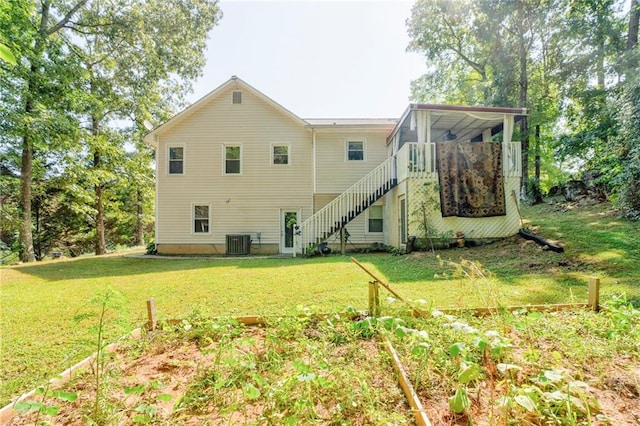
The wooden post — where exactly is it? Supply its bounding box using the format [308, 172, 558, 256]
[340, 228, 346, 255]
[147, 298, 157, 331]
[383, 336, 433, 426]
[588, 277, 600, 312]
[369, 280, 380, 317]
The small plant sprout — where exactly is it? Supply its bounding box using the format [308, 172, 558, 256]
[13, 383, 78, 424]
[73, 287, 129, 424]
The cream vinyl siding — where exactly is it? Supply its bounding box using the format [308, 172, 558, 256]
[383, 182, 407, 247]
[314, 129, 390, 193]
[312, 130, 389, 245]
[156, 86, 313, 246]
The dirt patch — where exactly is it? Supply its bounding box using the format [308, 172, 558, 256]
[388, 307, 640, 426]
[9, 308, 639, 426]
[8, 320, 411, 425]
[412, 354, 640, 426]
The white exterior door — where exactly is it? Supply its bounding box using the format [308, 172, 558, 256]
[281, 210, 299, 254]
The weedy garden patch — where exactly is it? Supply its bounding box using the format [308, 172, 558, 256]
[7, 292, 640, 426]
[7, 313, 412, 425]
[375, 295, 640, 426]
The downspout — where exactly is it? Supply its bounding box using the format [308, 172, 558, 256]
[154, 135, 160, 252]
[312, 128, 317, 195]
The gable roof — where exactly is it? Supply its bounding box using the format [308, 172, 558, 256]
[143, 76, 309, 146]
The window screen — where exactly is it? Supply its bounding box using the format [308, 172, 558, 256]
[169, 147, 184, 174]
[225, 146, 241, 174]
[194, 205, 209, 233]
[347, 141, 364, 161]
[368, 205, 383, 232]
[273, 145, 289, 165]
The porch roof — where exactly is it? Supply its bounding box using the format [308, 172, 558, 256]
[387, 103, 528, 145]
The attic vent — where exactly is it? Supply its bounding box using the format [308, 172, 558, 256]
[232, 91, 242, 104]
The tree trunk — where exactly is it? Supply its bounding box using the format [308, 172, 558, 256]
[34, 194, 41, 260]
[532, 124, 543, 204]
[18, 3, 50, 263]
[597, 45, 605, 89]
[95, 179, 106, 255]
[628, 0, 639, 50]
[134, 188, 144, 246]
[534, 124, 541, 181]
[93, 115, 107, 255]
[519, 34, 529, 193]
[19, 133, 35, 262]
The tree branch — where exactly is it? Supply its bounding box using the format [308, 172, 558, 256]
[47, 0, 90, 35]
[441, 15, 486, 78]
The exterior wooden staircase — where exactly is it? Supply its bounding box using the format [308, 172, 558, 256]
[298, 156, 397, 253]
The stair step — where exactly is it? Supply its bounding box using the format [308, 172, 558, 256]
[301, 165, 400, 249]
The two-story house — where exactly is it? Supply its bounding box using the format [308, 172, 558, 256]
[144, 76, 526, 255]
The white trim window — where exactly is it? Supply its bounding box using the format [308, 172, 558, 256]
[168, 146, 184, 174]
[367, 205, 384, 233]
[224, 145, 241, 175]
[347, 140, 365, 161]
[272, 144, 290, 165]
[193, 204, 210, 234]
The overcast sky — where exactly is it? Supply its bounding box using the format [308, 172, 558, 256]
[188, 0, 426, 119]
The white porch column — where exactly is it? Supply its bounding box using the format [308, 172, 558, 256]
[417, 110, 428, 144]
[416, 110, 431, 172]
[502, 114, 514, 176]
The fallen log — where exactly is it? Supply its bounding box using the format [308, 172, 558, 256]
[517, 228, 564, 253]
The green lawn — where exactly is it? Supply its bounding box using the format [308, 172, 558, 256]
[1, 201, 639, 406]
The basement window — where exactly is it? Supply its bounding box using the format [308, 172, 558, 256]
[193, 205, 210, 233]
[232, 91, 242, 104]
[368, 205, 383, 233]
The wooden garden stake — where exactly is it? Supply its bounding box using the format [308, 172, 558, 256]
[147, 298, 157, 331]
[351, 257, 422, 317]
[383, 336, 432, 426]
[588, 277, 600, 312]
[369, 280, 380, 317]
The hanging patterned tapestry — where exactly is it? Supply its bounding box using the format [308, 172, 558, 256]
[436, 141, 506, 217]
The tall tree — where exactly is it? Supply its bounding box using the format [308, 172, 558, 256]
[66, 0, 221, 255]
[407, 0, 564, 191]
[1, 1, 86, 262]
[554, 0, 628, 165]
[612, 0, 640, 216]
[407, 0, 495, 104]
[2, 0, 221, 260]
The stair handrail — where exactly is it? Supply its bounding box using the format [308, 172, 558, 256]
[298, 155, 397, 253]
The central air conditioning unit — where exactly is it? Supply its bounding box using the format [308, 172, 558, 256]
[226, 234, 251, 255]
